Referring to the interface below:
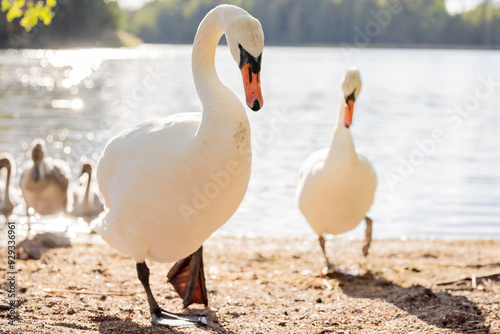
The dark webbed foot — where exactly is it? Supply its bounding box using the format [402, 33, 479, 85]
[136, 261, 207, 328]
[168, 246, 208, 308]
[152, 308, 207, 327]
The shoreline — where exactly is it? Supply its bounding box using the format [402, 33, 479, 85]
[1, 235, 499, 333]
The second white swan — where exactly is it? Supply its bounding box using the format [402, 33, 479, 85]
[297, 68, 377, 271]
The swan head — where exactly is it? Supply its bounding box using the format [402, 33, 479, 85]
[30, 139, 46, 165]
[29, 139, 46, 182]
[224, 8, 264, 111]
[0, 153, 14, 173]
[81, 162, 93, 177]
[341, 67, 362, 128]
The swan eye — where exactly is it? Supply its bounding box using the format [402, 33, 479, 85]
[238, 44, 262, 74]
[345, 90, 356, 104]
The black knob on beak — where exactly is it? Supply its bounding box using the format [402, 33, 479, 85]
[251, 100, 261, 111]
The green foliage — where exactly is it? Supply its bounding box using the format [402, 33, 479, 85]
[0, 0, 123, 48]
[1, 0, 56, 32]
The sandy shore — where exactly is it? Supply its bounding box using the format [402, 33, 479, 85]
[1, 235, 499, 333]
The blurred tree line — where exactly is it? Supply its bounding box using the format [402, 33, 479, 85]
[1, 0, 499, 48]
[127, 0, 500, 47]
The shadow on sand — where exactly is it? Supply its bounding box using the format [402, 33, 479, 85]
[91, 308, 236, 334]
[327, 270, 489, 333]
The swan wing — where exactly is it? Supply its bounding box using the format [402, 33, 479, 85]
[97, 112, 202, 209]
[356, 151, 377, 182]
[298, 147, 329, 181]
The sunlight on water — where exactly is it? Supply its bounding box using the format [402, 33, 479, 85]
[0, 45, 499, 240]
[51, 99, 83, 109]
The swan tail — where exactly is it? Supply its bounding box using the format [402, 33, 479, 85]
[167, 246, 208, 308]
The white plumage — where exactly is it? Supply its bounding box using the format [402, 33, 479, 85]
[95, 5, 264, 266]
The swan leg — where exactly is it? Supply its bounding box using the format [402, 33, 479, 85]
[362, 216, 373, 257]
[26, 207, 31, 236]
[167, 246, 208, 308]
[136, 262, 207, 327]
[319, 234, 333, 269]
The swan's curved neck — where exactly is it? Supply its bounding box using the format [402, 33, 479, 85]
[192, 8, 246, 113]
[193, 20, 219, 95]
[3, 167, 12, 204]
[192, 10, 228, 109]
[327, 100, 357, 163]
[84, 172, 91, 202]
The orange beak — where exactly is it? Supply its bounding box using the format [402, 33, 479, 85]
[241, 63, 263, 112]
[344, 99, 354, 128]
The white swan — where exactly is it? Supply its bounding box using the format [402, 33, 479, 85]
[296, 68, 377, 270]
[71, 162, 104, 221]
[20, 139, 71, 220]
[0, 153, 16, 220]
[95, 4, 264, 327]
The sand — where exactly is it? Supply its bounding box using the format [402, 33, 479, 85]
[1, 235, 499, 333]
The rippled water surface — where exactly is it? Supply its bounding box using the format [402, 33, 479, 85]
[0, 45, 499, 239]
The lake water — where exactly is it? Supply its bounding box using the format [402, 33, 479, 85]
[0, 45, 499, 240]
